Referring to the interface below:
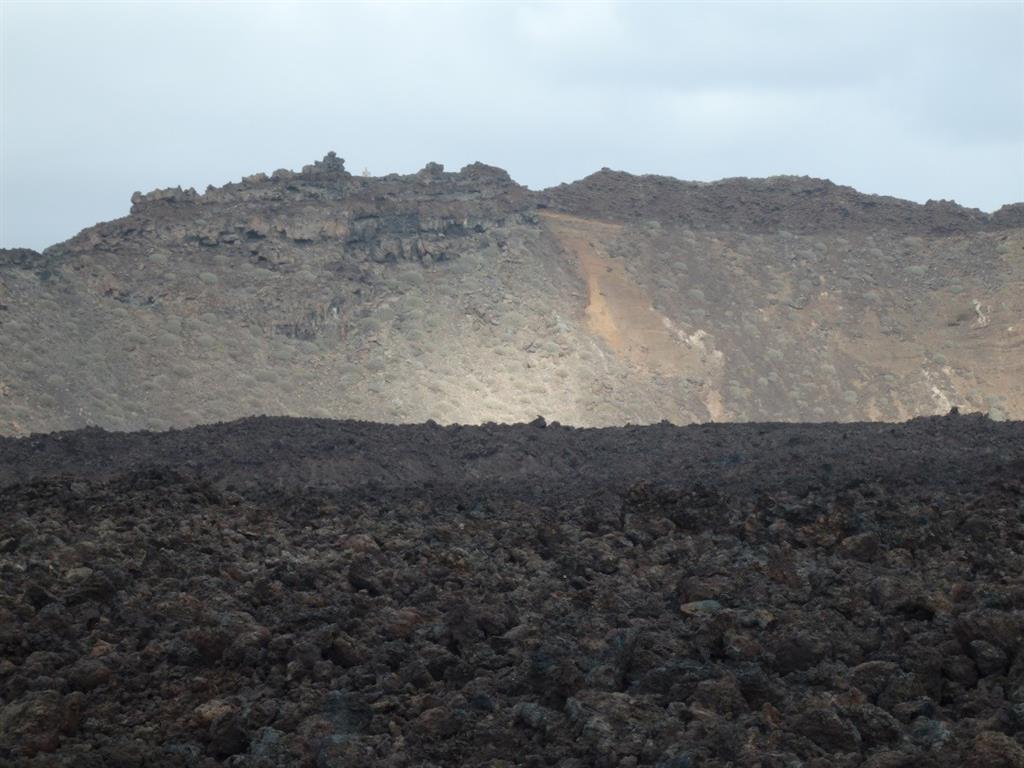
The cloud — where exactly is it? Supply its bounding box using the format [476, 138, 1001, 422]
[1, 1, 1021, 250]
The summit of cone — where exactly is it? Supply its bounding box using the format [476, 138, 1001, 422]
[1, 153, 1021, 434]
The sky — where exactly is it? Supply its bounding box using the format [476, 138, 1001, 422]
[1, 1, 1022, 251]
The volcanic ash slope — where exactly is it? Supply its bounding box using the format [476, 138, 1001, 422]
[1, 153, 1021, 434]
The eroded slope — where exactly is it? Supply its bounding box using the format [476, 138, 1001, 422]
[0, 156, 1020, 434]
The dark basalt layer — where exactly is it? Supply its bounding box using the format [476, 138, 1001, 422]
[1, 413, 1023, 500]
[541, 169, 1024, 235]
[1, 415, 1022, 766]
[53, 154, 533, 270]
[42, 153, 1022, 272]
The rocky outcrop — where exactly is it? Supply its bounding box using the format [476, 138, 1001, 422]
[78, 156, 1021, 268]
[0, 248, 44, 269]
[102, 153, 535, 267]
[992, 202, 1024, 228]
[47, 156, 1019, 267]
[541, 169, 1011, 235]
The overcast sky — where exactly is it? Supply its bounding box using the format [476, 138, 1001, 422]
[2, 2, 1022, 251]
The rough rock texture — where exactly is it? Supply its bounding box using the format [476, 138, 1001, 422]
[1, 413, 1023, 499]
[1, 414, 1022, 766]
[122, 153, 530, 265]
[541, 169, 1021, 235]
[1, 154, 1022, 434]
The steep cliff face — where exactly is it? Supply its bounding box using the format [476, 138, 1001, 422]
[0, 154, 1021, 434]
[117, 153, 532, 264]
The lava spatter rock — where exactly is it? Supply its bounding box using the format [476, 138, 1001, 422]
[792, 706, 862, 753]
[208, 711, 249, 758]
[0, 690, 81, 757]
[513, 701, 558, 733]
[848, 703, 902, 748]
[954, 609, 1022, 654]
[965, 731, 1024, 768]
[848, 660, 901, 700]
[772, 631, 830, 674]
[969, 639, 1009, 676]
[65, 658, 112, 692]
[836, 531, 881, 561]
[414, 706, 462, 738]
[348, 554, 385, 595]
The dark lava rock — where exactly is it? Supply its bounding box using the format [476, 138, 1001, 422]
[0, 690, 81, 757]
[65, 658, 112, 692]
[793, 707, 862, 753]
[0, 418, 1021, 766]
[208, 711, 249, 758]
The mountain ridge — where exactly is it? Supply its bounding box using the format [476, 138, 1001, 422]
[541, 167, 1024, 234]
[9, 153, 1021, 260]
[1, 153, 1021, 435]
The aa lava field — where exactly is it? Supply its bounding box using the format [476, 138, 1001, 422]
[1, 414, 1022, 767]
